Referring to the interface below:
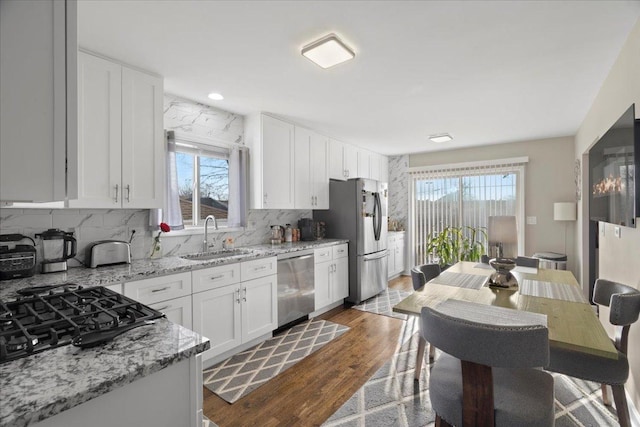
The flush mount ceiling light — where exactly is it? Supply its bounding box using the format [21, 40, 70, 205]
[207, 92, 224, 101]
[301, 33, 355, 69]
[428, 133, 453, 143]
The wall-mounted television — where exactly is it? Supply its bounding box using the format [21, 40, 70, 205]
[589, 104, 639, 228]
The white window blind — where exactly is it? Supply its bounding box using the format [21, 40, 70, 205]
[409, 157, 527, 265]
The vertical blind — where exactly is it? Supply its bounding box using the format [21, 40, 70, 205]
[409, 158, 527, 265]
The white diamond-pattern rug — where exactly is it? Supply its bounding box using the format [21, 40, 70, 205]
[203, 319, 349, 403]
[352, 288, 412, 320]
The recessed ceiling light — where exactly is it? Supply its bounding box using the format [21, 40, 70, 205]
[207, 92, 224, 101]
[301, 33, 355, 69]
[428, 133, 453, 143]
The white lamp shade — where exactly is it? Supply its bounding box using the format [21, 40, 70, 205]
[554, 202, 576, 221]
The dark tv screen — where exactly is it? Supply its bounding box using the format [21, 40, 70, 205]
[589, 104, 638, 227]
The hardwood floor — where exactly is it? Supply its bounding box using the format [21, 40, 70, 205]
[203, 276, 413, 427]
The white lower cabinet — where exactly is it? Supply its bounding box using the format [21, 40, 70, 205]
[387, 233, 405, 278]
[314, 244, 349, 310]
[124, 272, 192, 329]
[191, 257, 277, 362]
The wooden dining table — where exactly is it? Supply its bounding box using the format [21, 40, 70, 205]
[393, 261, 618, 376]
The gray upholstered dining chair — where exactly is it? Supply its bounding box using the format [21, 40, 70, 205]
[546, 278, 640, 427]
[422, 303, 554, 427]
[410, 263, 441, 380]
[516, 256, 539, 268]
[410, 263, 441, 291]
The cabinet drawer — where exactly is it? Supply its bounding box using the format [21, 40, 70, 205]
[314, 247, 332, 263]
[241, 257, 277, 281]
[124, 272, 191, 305]
[333, 244, 348, 259]
[104, 283, 123, 295]
[192, 263, 241, 294]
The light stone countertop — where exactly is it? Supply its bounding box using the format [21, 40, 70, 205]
[0, 238, 347, 426]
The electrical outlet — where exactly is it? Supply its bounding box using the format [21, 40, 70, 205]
[526, 216, 537, 225]
[614, 226, 621, 238]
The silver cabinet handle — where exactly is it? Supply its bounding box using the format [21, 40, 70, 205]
[236, 288, 241, 304]
[254, 265, 267, 271]
[114, 184, 119, 203]
[243, 287, 247, 302]
[264, 193, 268, 205]
[210, 275, 224, 280]
[125, 184, 131, 203]
[151, 286, 170, 293]
[155, 305, 170, 312]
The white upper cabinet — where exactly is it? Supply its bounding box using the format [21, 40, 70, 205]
[0, 0, 77, 202]
[70, 51, 164, 208]
[245, 114, 295, 209]
[329, 139, 358, 180]
[379, 154, 389, 183]
[295, 127, 329, 209]
[358, 149, 371, 179]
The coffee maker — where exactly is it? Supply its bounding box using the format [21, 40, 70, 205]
[36, 229, 77, 273]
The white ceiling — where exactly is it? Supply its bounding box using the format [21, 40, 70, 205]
[78, 1, 640, 156]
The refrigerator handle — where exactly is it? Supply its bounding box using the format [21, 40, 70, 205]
[373, 192, 382, 241]
[363, 250, 389, 261]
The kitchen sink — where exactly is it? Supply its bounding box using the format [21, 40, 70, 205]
[180, 248, 254, 261]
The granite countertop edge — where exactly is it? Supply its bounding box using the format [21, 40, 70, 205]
[0, 319, 211, 427]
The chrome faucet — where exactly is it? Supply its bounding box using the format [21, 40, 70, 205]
[203, 215, 218, 252]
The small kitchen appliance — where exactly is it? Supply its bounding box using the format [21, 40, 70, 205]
[270, 225, 284, 245]
[0, 234, 37, 280]
[0, 285, 164, 363]
[35, 229, 77, 273]
[298, 218, 317, 241]
[86, 241, 131, 268]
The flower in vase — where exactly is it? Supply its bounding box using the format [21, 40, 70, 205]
[150, 222, 171, 258]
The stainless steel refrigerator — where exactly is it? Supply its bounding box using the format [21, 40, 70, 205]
[314, 178, 388, 304]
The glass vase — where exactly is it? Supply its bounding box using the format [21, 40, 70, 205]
[150, 237, 163, 259]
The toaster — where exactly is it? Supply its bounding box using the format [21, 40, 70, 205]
[87, 241, 131, 268]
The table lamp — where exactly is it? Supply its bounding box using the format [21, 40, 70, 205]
[554, 202, 576, 255]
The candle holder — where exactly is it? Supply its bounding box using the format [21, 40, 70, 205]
[488, 258, 518, 288]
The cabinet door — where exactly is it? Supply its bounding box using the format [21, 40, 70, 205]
[0, 0, 75, 202]
[149, 295, 192, 329]
[369, 153, 381, 181]
[314, 261, 332, 310]
[387, 236, 396, 278]
[343, 144, 358, 179]
[242, 275, 277, 342]
[395, 235, 405, 275]
[262, 115, 294, 209]
[294, 126, 313, 209]
[331, 257, 349, 302]
[311, 132, 329, 208]
[70, 52, 122, 208]
[357, 149, 371, 179]
[379, 155, 389, 183]
[121, 66, 164, 209]
[192, 285, 242, 360]
[328, 139, 346, 180]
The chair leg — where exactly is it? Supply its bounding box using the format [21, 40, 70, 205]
[428, 342, 436, 362]
[435, 415, 453, 427]
[415, 336, 426, 380]
[611, 384, 631, 427]
[601, 383, 611, 406]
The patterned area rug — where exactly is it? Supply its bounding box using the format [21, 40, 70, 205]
[352, 288, 412, 320]
[322, 329, 620, 427]
[203, 319, 349, 403]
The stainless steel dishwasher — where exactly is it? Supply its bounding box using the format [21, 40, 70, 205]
[277, 249, 315, 328]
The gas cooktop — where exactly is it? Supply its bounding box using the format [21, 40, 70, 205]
[0, 285, 164, 364]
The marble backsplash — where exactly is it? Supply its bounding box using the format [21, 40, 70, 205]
[388, 155, 409, 230]
[0, 208, 312, 268]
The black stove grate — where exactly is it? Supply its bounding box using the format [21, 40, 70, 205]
[0, 285, 164, 364]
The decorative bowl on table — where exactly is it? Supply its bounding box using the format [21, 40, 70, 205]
[488, 258, 518, 288]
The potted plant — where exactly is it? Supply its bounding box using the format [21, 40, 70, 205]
[425, 225, 486, 269]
